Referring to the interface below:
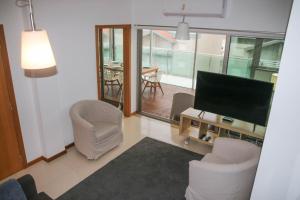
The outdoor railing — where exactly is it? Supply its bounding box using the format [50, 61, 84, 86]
[143, 47, 280, 81]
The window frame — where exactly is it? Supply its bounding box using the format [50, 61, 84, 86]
[136, 25, 284, 121]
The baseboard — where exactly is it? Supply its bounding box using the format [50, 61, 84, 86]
[26, 148, 69, 166]
[130, 111, 137, 116]
[65, 142, 74, 149]
[42, 150, 67, 162]
[26, 150, 66, 165]
[26, 157, 44, 167]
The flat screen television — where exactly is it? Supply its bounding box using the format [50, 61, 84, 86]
[194, 71, 273, 126]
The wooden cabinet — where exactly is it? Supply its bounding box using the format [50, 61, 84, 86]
[179, 108, 265, 146]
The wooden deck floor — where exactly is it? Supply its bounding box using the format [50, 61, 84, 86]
[102, 82, 195, 119]
[141, 83, 195, 119]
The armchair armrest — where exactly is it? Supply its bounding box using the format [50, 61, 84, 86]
[70, 113, 97, 147]
[17, 175, 39, 200]
[17, 175, 53, 200]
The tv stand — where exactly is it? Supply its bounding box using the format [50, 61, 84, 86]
[222, 116, 234, 123]
[179, 108, 266, 146]
[198, 111, 205, 118]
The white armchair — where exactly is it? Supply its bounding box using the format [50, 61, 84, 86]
[185, 137, 261, 200]
[70, 100, 123, 159]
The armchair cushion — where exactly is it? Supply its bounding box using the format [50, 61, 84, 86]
[17, 174, 52, 200]
[94, 122, 119, 141]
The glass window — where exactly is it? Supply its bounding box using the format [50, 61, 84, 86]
[114, 29, 123, 63]
[227, 36, 256, 79]
[227, 37, 284, 83]
[142, 29, 151, 67]
[254, 39, 283, 82]
[102, 28, 124, 65]
[193, 33, 226, 88]
[152, 30, 196, 88]
[102, 28, 111, 65]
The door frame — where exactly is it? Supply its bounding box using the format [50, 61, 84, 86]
[0, 25, 27, 168]
[95, 24, 131, 117]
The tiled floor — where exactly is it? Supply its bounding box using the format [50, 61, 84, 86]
[4, 115, 212, 199]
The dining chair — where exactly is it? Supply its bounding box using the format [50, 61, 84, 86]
[104, 68, 122, 94]
[142, 71, 164, 95]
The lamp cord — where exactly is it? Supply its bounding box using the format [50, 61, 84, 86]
[181, 3, 186, 23]
[16, 0, 36, 31]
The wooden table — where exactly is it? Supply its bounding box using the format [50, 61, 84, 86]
[104, 66, 159, 75]
[104, 65, 123, 72]
[142, 66, 159, 75]
[179, 108, 266, 146]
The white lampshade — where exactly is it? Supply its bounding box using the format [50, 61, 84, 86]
[21, 30, 56, 69]
[176, 22, 190, 40]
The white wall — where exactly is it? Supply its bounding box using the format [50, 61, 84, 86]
[0, 1, 43, 162]
[33, 0, 132, 147]
[0, 0, 132, 162]
[132, 0, 293, 33]
[0, 0, 293, 162]
[251, 0, 300, 199]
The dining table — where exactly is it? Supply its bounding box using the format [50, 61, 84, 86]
[104, 65, 123, 72]
[141, 66, 159, 75]
[104, 65, 159, 75]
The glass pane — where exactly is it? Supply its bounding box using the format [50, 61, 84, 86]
[227, 36, 256, 79]
[114, 29, 123, 63]
[100, 28, 124, 108]
[140, 29, 196, 119]
[142, 29, 151, 67]
[150, 30, 196, 88]
[193, 33, 226, 88]
[259, 39, 283, 69]
[102, 28, 111, 65]
[254, 39, 283, 82]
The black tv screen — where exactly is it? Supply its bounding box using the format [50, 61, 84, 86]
[194, 71, 273, 126]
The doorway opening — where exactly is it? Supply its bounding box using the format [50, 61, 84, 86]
[95, 25, 131, 116]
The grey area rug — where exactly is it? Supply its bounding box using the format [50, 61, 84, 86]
[58, 137, 203, 200]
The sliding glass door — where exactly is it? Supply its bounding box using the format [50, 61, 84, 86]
[140, 29, 196, 119]
[139, 29, 227, 119]
[137, 27, 285, 122]
[142, 30, 196, 88]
